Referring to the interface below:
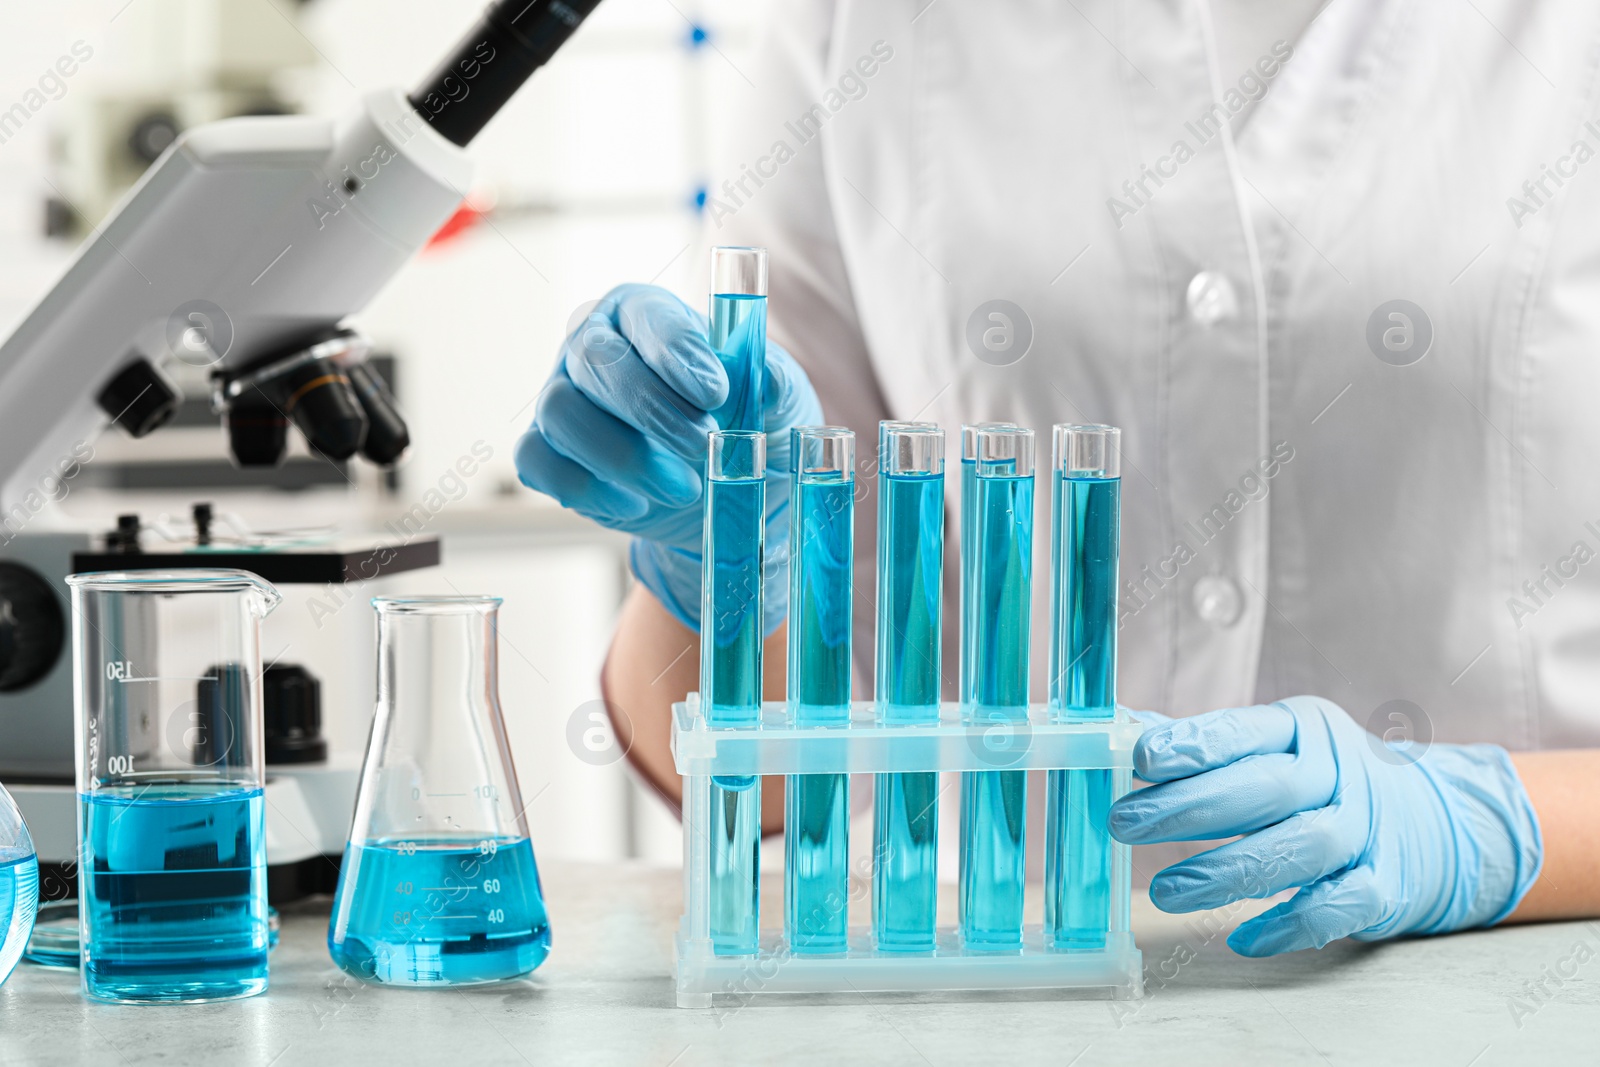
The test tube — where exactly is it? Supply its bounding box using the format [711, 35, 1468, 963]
[785, 427, 855, 954]
[1044, 424, 1121, 951]
[958, 427, 1034, 949]
[959, 423, 1022, 714]
[701, 429, 765, 955]
[873, 422, 944, 952]
[709, 246, 768, 433]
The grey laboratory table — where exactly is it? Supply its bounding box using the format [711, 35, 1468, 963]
[2, 861, 1595, 1066]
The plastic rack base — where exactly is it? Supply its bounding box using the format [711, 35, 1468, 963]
[672, 696, 1145, 1008]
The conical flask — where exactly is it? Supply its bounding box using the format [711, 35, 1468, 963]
[328, 596, 550, 985]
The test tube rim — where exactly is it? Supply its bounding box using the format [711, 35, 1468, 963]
[708, 429, 767, 481]
[710, 245, 769, 297]
[792, 425, 855, 479]
[974, 425, 1035, 477]
[961, 421, 1024, 461]
[1052, 423, 1121, 478]
[879, 423, 945, 476]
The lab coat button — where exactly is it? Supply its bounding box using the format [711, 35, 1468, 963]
[1185, 271, 1238, 326]
[1193, 575, 1243, 627]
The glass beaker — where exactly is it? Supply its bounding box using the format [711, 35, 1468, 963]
[0, 781, 39, 987]
[328, 596, 550, 986]
[67, 569, 280, 1004]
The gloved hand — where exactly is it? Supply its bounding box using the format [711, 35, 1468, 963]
[1108, 696, 1543, 956]
[514, 283, 822, 634]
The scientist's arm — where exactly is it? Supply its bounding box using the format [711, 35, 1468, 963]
[1108, 698, 1553, 956]
[601, 587, 787, 824]
[1506, 749, 1600, 921]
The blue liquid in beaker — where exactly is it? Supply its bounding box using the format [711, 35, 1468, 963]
[329, 836, 550, 985]
[0, 849, 39, 986]
[80, 784, 268, 1002]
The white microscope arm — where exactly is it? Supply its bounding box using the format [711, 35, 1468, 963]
[0, 0, 602, 510]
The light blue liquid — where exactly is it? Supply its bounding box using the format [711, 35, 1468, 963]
[710, 776, 761, 954]
[873, 772, 939, 950]
[960, 470, 1033, 947]
[786, 469, 853, 952]
[1046, 474, 1120, 950]
[959, 457, 977, 711]
[789, 473, 853, 719]
[785, 774, 848, 953]
[710, 293, 767, 433]
[874, 468, 943, 950]
[80, 784, 268, 1002]
[972, 471, 1033, 718]
[1045, 767, 1113, 949]
[701, 466, 764, 954]
[328, 836, 549, 985]
[0, 851, 39, 987]
[701, 474, 764, 725]
[875, 471, 943, 719]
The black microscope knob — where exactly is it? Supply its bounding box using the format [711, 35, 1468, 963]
[263, 664, 327, 764]
[96, 358, 179, 438]
[0, 562, 65, 692]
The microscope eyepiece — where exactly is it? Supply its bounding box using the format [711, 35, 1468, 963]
[409, 0, 604, 147]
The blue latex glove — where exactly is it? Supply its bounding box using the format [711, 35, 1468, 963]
[1108, 696, 1543, 956]
[514, 283, 821, 634]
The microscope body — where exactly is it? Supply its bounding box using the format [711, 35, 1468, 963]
[0, 89, 471, 510]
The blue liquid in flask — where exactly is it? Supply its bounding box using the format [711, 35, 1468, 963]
[1046, 473, 1120, 950]
[874, 468, 943, 951]
[709, 293, 767, 433]
[80, 784, 268, 1002]
[329, 836, 550, 985]
[0, 849, 39, 986]
[960, 468, 1032, 948]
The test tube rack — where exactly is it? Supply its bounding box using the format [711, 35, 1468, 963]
[672, 695, 1144, 1007]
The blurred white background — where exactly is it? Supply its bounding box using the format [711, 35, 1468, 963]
[0, 0, 780, 867]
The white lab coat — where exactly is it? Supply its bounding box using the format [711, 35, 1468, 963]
[711, 0, 1600, 753]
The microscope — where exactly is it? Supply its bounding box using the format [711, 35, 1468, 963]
[0, 0, 603, 898]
